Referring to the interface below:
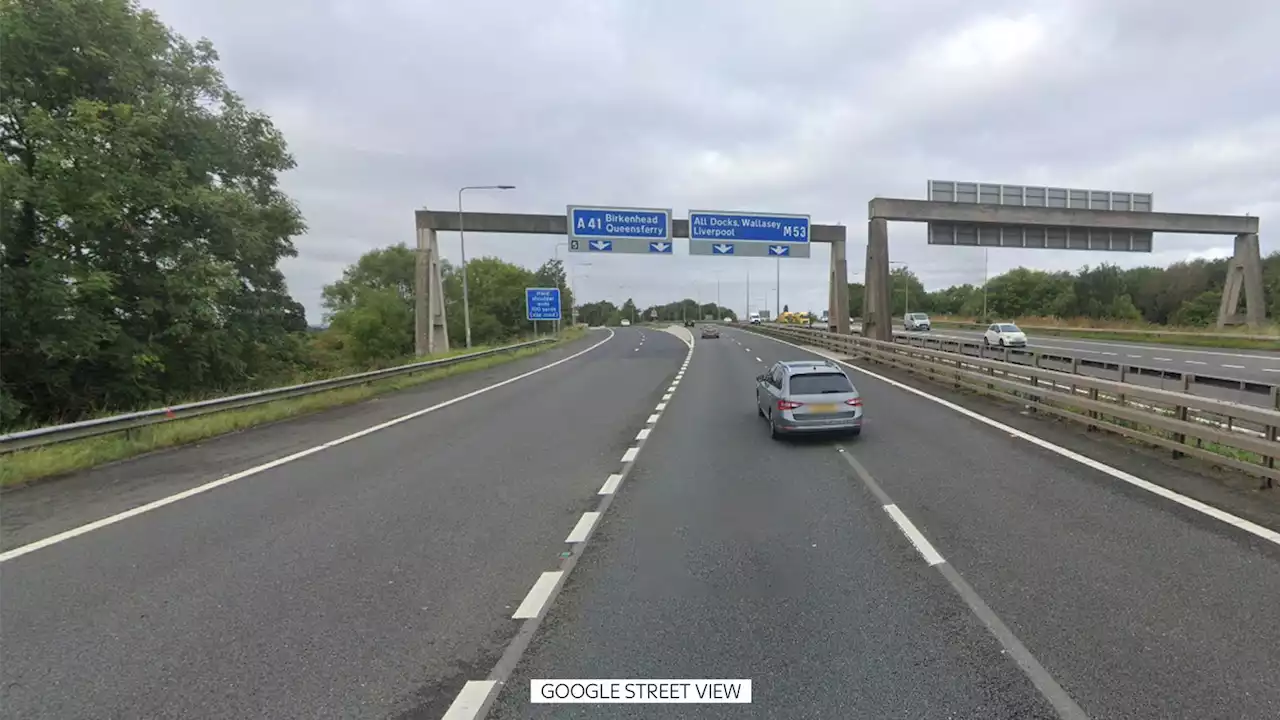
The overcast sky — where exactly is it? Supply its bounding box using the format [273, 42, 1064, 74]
[142, 0, 1279, 322]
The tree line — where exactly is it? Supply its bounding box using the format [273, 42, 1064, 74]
[575, 298, 737, 327]
[850, 254, 1280, 325]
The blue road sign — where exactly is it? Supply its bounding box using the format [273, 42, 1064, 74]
[768, 245, 790, 256]
[526, 287, 562, 321]
[711, 243, 735, 255]
[568, 206, 673, 255]
[689, 210, 810, 244]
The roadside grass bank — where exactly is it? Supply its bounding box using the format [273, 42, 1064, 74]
[1, 329, 586, 489]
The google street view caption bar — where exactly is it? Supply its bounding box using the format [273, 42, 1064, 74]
[531, 679, 752, 704]
[566, 205, 811, 258]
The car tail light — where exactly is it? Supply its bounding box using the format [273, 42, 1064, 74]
[777, 399, 803, 411]
[845, 398, 862, 407]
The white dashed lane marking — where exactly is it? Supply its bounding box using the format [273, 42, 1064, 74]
[441, 681, 498, 720]
[564, 512, 601, 543]
[511, 572, 563, 619]
[598, 473, 623, 495]
[447, 339, 697, 720]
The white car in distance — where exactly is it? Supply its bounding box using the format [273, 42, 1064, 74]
[983, 322, 1027, 348]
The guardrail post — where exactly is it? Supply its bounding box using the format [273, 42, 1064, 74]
[1118, 366, 1128, 409]
[1087, 386, 1100, 431]
[1266, 386, 1279, 485]
[1172, 374, 1193, 458]
[1026, 353, 1042, 411]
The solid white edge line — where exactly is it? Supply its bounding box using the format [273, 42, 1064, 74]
[621, 447, 639, 463]
[512, 571, 564, 619]
[565, 511, 602, 543]
[636, 428, 651, 440]
[647, 414, 660, 424]
[441, 680, 498, 720]
[0, 330, 618, 564]
[599, 473, 623, 495]
[753, 331, 1280, 546]
[885, 504, 946, 566]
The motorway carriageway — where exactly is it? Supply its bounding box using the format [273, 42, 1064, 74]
[2, 326, 1280, 719]
[899, 327, 1280, 384]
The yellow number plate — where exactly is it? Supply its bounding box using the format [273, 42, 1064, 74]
[808, 403, 839, 413]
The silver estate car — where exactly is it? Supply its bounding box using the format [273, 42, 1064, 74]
[755, 360, 863, 439]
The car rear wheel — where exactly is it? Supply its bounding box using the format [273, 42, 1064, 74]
[767, 410, 780, 439]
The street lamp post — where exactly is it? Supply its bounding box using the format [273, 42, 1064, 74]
[775, 256, 781, 318]
[889, 261, 909, 316]
[553, 241, 570, 333]
[458, 184, 516, 348]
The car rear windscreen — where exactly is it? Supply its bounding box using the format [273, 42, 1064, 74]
[789, 373, 853, 394]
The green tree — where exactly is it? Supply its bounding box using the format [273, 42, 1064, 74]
[321, 244, 415, 319]
[847, 282, 864, 319]
[1171, 290, 1222, 327]
[577, 300, 618, 326]
[326, 287, 414, 366]
[890, 268, 926, 316]
[0, 0, 306, 426]
[620, 298, 638, 323]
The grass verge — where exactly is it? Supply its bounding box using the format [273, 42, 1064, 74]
[1, 329, 586, 489]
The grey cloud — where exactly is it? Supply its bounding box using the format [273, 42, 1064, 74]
[141, 0, 1279, 320]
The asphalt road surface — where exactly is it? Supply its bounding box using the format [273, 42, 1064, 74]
[902, 327, 1280, 384]
[1, 327, 685, 719]
[488, 326, 1280, 720]
[5, 324, 1280, 720]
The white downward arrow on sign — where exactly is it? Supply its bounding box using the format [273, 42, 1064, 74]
[652, 242, 670, 251]
[714, 244, 732, 253]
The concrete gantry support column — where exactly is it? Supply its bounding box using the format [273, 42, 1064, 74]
[1216, 232, 1267, 329]
[830, 239, 850, 334]
[862, 218, 891, 341]
[414, 227, 450, 356]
